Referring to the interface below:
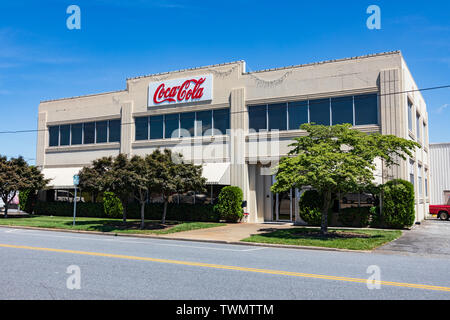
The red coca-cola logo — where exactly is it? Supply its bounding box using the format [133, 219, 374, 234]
[153, 78, 206, 104]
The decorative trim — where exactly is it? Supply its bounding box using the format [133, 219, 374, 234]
[132, 135, 229, 148]
[46, 142, 120, 153]
[246, 88, 378, 106]
[47, 115, 121, 126]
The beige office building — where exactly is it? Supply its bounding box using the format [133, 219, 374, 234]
[36, 51, 430, 223]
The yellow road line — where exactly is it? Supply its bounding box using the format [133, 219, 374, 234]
[1, 243, 450, 293]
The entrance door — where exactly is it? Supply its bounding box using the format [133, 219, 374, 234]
[272, 189, 293, 221]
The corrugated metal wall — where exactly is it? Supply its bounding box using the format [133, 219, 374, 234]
[430, 143, 450, 204]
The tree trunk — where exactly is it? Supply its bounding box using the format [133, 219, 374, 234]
[321, 191, 332, 235]
[3, 203, 8, 219]
[162, 199, 168, 224]
[140, 201, 145, 229]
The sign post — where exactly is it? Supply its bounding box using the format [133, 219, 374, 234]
[73, 175, 79, 226]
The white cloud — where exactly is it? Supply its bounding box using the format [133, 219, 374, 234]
[437, 104, 449, 114]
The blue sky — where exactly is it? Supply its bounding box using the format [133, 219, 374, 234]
[0, 0, 449, 164]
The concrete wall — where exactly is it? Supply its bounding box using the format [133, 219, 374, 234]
[36, 51, 430, 222]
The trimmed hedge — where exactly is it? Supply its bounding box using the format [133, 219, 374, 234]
[299, 190, 333, 226]
[34, 201, 219, 222]
[381, 179, 415, 228]
[19, 189, 36, 213]
[338, 206, 370, 227]
[214, 186, 244, 222]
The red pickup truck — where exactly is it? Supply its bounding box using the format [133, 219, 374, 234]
[429, 205, 450, 220]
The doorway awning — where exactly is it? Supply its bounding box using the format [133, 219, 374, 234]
[42, 167, 83, 189]
[201, 162, 230, 185]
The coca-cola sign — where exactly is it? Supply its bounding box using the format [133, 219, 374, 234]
[148, 74, 213, 107]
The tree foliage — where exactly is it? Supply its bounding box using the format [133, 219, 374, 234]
[0, 155, 48, 217]
[271, 123, 420, 234]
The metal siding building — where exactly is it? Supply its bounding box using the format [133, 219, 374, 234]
[430, 143, 450, 205]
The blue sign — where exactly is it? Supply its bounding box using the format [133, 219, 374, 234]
[73, 175, 79, 186]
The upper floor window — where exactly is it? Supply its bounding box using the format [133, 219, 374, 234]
[408, 99, 413, 132]
[416, 113, 421, 142]
[248, 93, 378, 132]
[135, 109, 230, 141]
[48, 119, 121, 147]
[418, 164, 423, 197]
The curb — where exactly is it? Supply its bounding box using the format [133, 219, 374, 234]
[0, 224, 373, 253]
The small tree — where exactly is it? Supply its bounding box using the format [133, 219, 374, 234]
[104, 154, 135, 223]
[149, 149, 206, 224]
[78, 157, 113, 202]
[272, 123, 419, 234]
[129, 155, 155, 229]
[0, 156, 48, 218]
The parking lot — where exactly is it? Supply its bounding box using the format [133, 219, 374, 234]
[376, 219, 450, 257]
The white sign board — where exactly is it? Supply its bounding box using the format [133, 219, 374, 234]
[148, 74, 213, 107]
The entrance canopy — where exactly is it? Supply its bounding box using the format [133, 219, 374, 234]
[201, 162, 230, 185]
[42, 167, 83, 189]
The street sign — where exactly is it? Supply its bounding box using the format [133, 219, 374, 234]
[73, 175, 79, 186]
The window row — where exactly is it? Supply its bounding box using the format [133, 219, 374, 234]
[49, 119, 121, 147]
[248, 93, 378, 132]
[135, 109, 230, 141]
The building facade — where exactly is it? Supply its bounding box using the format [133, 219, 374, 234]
[430, 143, 450, 205]
[36, 51, 430, 222]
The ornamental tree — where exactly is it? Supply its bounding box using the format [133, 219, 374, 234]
[149, 149, 206, 224]
[0, 155, 48, 218]
[78, 156, 113, 203]
[271, 123, 420, 234]
[103, 153, 135, 223]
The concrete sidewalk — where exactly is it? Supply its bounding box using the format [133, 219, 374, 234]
[159, 222, 294, 242]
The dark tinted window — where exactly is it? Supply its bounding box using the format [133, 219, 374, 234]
[149, 115, 163, 140]
[248, 105, 267, 132]
[83, 122, 95, 144]
[49, 126, 59, 147]
[268, 103, 287, 131]
[309, 98, 330, 126]
[288, 101, 308, 130]
[196, 110, 212, 136]
[165, 113, 179, 138]
[331, 96, 353, 125]
[213, 109, 230, 135]
[108, 119, 121, 142]
[180, 112, 195, 137]
[96, 121, 108, 143]
[60, 125, 70, 146]
[354, 94, 378, 125]
[71, 123, 82, 145]
[135, 117, 148, 141]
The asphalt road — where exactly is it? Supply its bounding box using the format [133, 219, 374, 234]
[0, 226, 449, 300]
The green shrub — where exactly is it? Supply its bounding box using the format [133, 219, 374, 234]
[338, 206, 370, 227]
[103, 192, 123, 218]
[35, 201, 104, 217]
[382, 179, 415, 229]
[299, 190, 323, 226]
[214, 186, 243, 222]
[34, 201, 219, 222]
[369, 206, 383, 228]
[19, 189, 36, 213]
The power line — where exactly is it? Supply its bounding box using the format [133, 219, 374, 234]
[0, 84, 448, 135]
